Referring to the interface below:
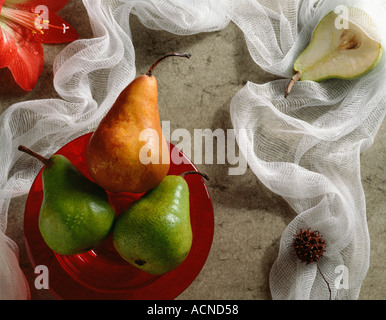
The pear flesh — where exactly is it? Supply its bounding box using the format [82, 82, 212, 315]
[113, 175, 193, 275]
[285, 9, 383, 97]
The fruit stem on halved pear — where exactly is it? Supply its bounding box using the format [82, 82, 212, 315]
[285, 71, 302, 98]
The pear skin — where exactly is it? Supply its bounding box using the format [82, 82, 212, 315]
[86, 52, 191, 193]
[18, 146, 115, 256]
[113, 171, 208, 275]
[86, 74, 169, 193]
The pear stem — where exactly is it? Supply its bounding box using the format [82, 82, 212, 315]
[285, 71, 302, 98]
[18, 145, 51, 167]
[146, 52, 191, 77]
[180, 171, 209, 181]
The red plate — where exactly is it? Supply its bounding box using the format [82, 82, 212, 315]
[24, 132, 214, 300]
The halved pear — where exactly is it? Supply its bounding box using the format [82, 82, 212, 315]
[285, 8, 383, 98]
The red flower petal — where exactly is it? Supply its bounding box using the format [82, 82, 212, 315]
[8, 41, 44, 91]
[0, 0, 78, 90]
[3, 22, 44, 91]
[6, 0, 71, 13]
[0, 27, 17, 68]
[31, 12, 78, 43]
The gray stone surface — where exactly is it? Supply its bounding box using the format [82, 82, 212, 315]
[1, 1, 385, 300]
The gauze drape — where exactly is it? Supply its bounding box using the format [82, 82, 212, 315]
[229, 0, 386, 299]
[0, 0, 230, 300]
[0, 0, 384, 300]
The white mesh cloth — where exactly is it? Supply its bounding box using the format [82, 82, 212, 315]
[0, 0, 230, 300]
[0, 0, 384, 300]
[229, 0, 386, 299]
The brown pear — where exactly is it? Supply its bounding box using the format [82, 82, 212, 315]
[86, 52, 191, 193]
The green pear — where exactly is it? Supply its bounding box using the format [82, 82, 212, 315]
[113, 171, 208, 275]
[19, 145, 115, 255]
[285, 7, 383, 97]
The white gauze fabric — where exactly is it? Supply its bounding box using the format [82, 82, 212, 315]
[228, 0, 386, 299]
[0, 0, 229, 300]
[0, 0, 384, 300]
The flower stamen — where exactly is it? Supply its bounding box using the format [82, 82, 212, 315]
[1, 7, 41, 33]
[1, 7, 63, 35]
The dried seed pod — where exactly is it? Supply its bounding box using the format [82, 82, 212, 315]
[292, 228, 326, 265]
[292, 228, 331, 299]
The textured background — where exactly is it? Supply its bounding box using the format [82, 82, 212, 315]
[1, 1, 385, 300]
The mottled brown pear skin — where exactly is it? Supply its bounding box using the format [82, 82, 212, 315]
[86, 75, 169, 193]
[86, 53, 190, 194]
